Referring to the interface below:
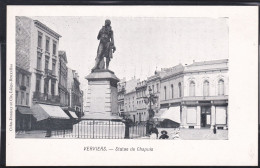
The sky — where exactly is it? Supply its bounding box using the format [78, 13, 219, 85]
[31, 16, 228, 87]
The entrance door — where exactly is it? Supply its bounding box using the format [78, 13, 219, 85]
[201, 106, 211, 128]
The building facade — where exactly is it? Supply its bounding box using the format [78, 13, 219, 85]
[117, 78, 126, 116]
[16, 16, 74, 131]
[181, 59, 228, 129]
[146, 70, 166, 116]
[67, 68, 84, 117]
[135, 80, 148, 122]
[159, 60, 228, 129]
[58, 51, 69, 107]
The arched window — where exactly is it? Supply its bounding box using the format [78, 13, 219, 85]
[218, 79, 224, 95]
[189, 81, 195, 96]
[171, 84, 174, 98]
[203, 80, 209, 96]
[178, 82, 182, 97]
[164, 86, 167, 100]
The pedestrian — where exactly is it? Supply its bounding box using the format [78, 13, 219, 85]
[149, 124, 159, 139]
[159, 130, 169, 139]
[213, 125, 217, 134]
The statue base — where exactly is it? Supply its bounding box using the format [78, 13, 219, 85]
[83, 69, 121, 120]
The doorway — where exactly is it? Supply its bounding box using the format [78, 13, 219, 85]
[201, 106, 211, 128]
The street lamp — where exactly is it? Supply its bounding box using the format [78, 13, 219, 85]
[144, 87, 158, 134]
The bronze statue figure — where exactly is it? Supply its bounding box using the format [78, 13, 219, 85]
[92, 19, 116, 71]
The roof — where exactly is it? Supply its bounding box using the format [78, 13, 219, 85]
[31, 104, 70, 121]
[34, 20, 62, 39]
[58, 50, 68, 63]
[16, 106, 34, 115]
[187, 59, 228, 67]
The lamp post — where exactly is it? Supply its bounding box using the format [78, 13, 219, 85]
[144, 88, 158, 135]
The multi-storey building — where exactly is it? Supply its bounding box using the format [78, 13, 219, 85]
[181, 59, 228, 129]
[158, 59, 228, 129]
[135, 80, 148, 122]
[58, 51, 69, 107]
[123, 77, 139, 122]
[146, 70, 166, 116]
[117, 78, 126, 116]
[15, 17, 34, 130]
[67, 68, 84, 117]
[16, 16, 70, 131]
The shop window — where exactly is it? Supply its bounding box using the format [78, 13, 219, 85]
[26, 93, 29, 105]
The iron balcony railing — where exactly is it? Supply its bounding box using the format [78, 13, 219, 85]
[33, 91, 60, 104]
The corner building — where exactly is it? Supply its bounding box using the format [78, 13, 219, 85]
[159, 60, 228, 129]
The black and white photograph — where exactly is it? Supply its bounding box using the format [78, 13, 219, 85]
[5, 5, 258, 166]
[15, 16, 229, 140]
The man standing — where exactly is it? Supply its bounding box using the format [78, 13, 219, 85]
[92, 19, 116, 71]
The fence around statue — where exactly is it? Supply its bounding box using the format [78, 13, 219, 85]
[50, 119, 147, 139]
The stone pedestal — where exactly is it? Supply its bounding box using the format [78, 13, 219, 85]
[82, 69, 121, 120]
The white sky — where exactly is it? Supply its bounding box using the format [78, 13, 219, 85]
[32, 16, 228, 86]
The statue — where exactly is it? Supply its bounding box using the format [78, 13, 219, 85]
[92, 19, 116, 71]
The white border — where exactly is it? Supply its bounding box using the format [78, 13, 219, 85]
[6, 6, 258, 166]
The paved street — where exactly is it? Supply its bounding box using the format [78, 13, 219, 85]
[16, 128, 228, 140]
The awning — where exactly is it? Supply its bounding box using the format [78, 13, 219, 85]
[154, 108, 167, 119]
[31, 104, 70, 121]
[69, 111, 78, 118]
[16, 106, 34, 115]
[154, 106, 181, 123]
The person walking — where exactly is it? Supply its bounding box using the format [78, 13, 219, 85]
[149, 124, 159, 139]
[213, 125, 217, 134]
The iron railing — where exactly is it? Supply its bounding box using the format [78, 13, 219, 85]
[49, 119, 147, 139]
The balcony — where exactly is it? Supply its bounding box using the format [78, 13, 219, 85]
[33, 91, 60, 105]
[45, 69, 56, 78]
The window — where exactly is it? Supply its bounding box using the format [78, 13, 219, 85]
[203, 80, 209, 96]
[178, 82, 182, 97]
[45, 37, 50, 52]
[21, 74, 25, 86]
[26, 93, 29, 105]
[51, 80, 55, 95]
[19, 74, 22, 85]
[26, 76, 29, 86]
[164, 86, 167, 100]
[37, 32, 42, 48]
[16, 91, 18, 104]
[171, 84, 174, 98]
[189, 81, 195, 96]
[156, 83, 159, 93]
[21, 92, 24, 105]
[44, 79, 49, 94]
[36, 75, 41, 92]
[152, 85, 154, 93]
[37, 52, 42, 70]
[53, 41, 57, 55]
[16, 74, 19, 85]
[218, 79, 224, 95]
[52, 60, 56, 75]
[45, 57, 49, 70]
